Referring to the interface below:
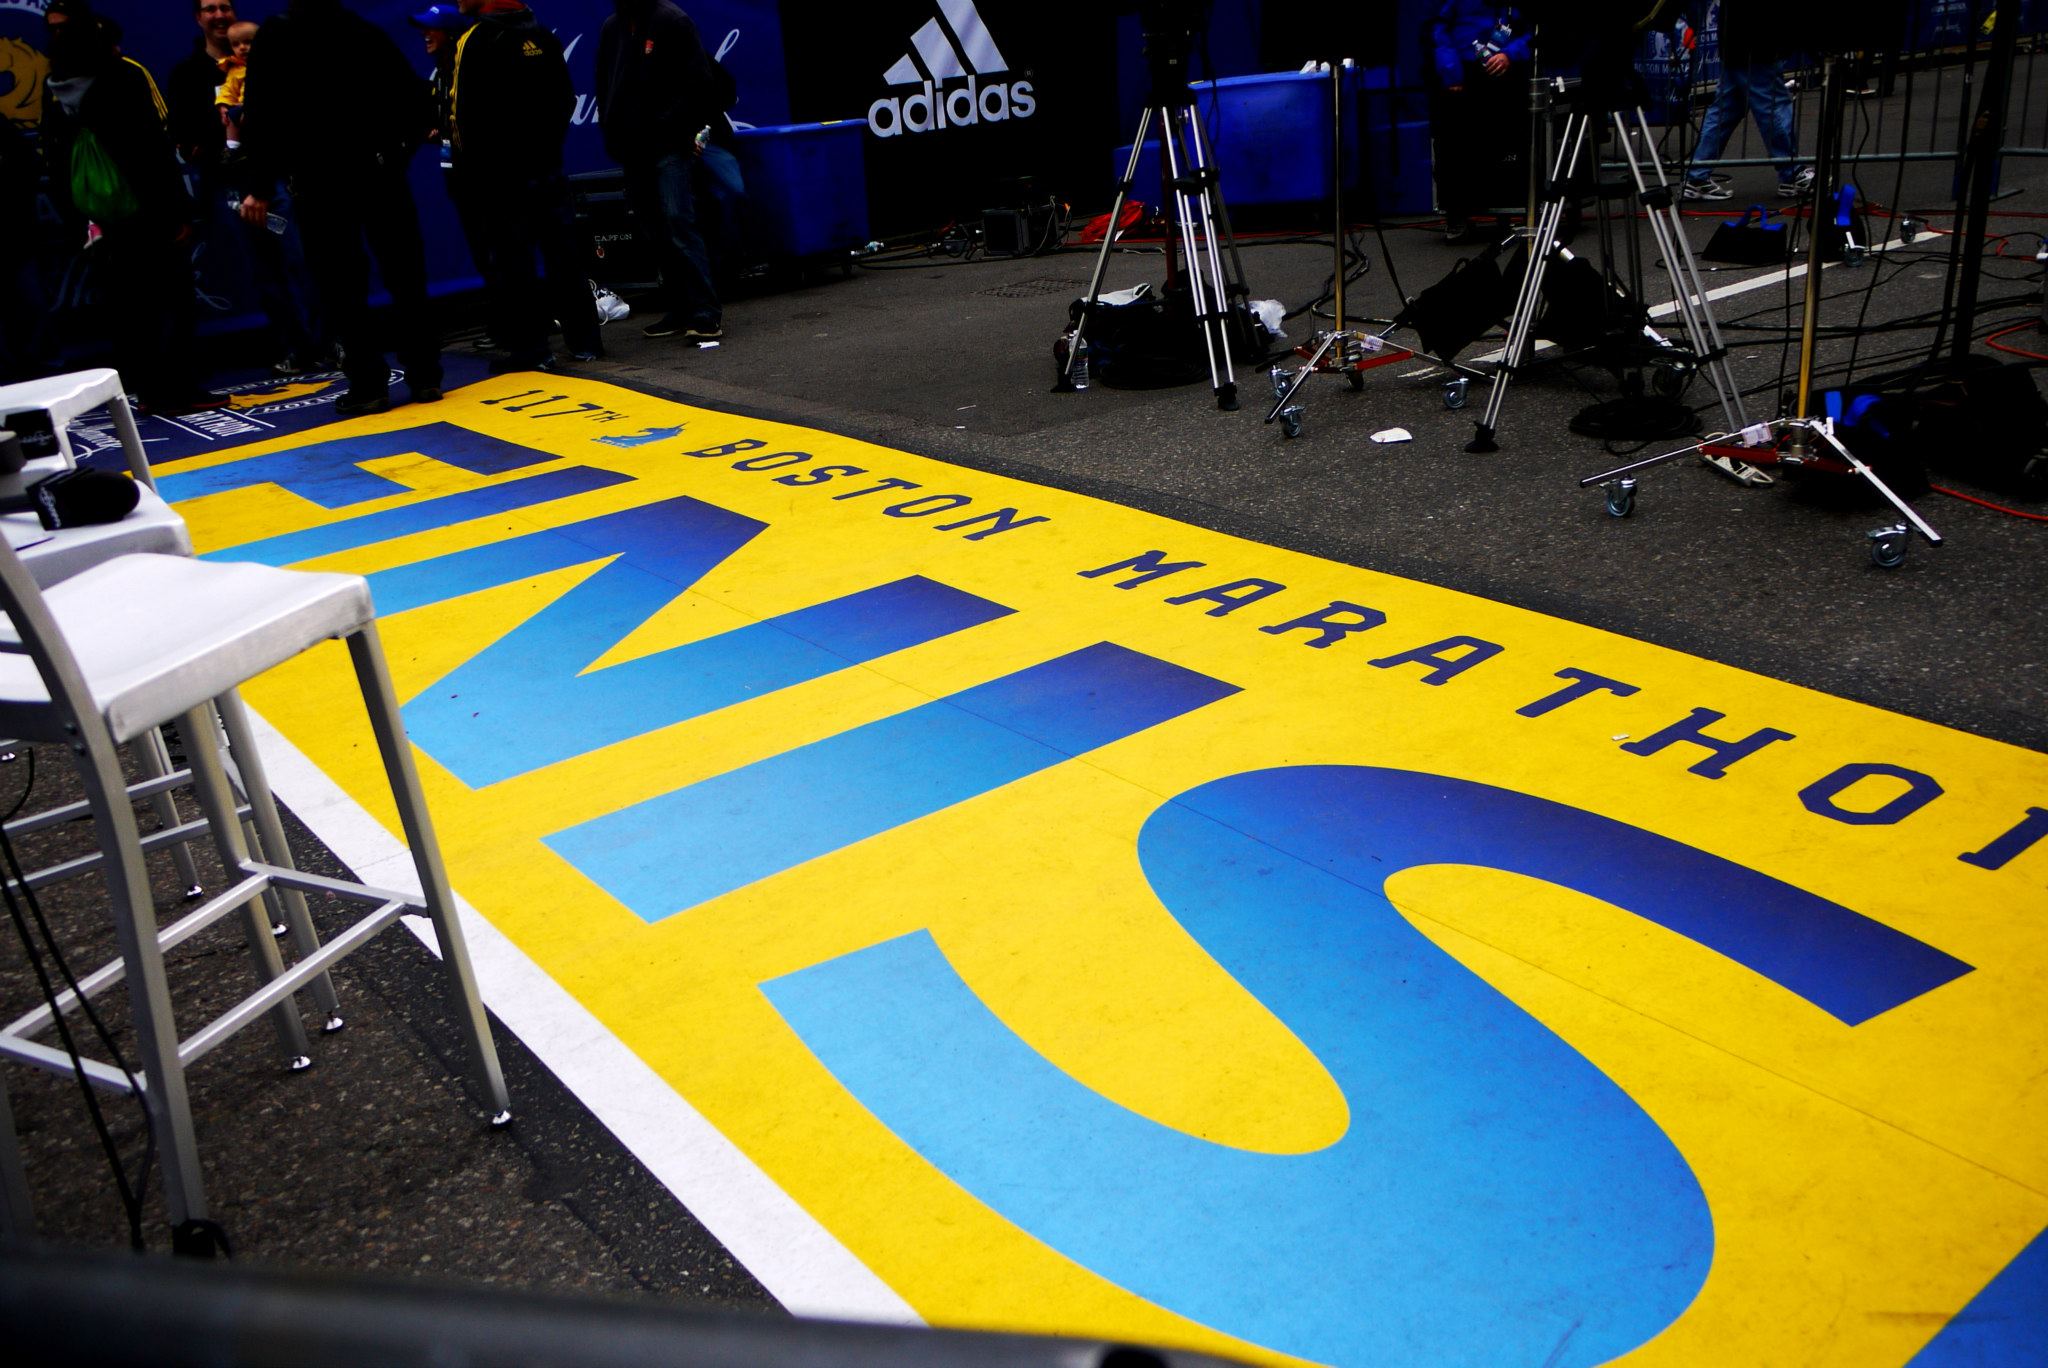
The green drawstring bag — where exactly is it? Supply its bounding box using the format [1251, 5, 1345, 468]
[70, 127, 139, 223]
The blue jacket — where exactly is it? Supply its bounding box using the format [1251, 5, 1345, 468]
[1431, 2, 1531, 88]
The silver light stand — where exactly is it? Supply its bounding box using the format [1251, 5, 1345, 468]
[1263, 62, 1495, 437]
[1463, 81, 1765, 491]
[1059, 14, 1247, 411]
[1263, 61, 1381, 438]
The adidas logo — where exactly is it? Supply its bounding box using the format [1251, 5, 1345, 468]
[868, 0, 1035, 139]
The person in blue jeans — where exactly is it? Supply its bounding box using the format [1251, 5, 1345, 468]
[594, 0, 737, 342]
[1681, 0, 1813, 202]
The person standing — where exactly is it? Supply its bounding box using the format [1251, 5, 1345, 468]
[1681, 0, 1813, 202]
[409, 4, 492, 305]
[595, 0, 730, 342]
[167, 0, 327, 374]
[449, 0, 600, 370]
[41, 0, 220, 414]
[1428, 2, 1531, 245]
[237, 0, 442, 414]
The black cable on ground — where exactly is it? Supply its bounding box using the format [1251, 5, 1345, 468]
[0, 759, 157, 1253]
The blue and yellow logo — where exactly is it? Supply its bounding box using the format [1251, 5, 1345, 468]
[161, 377, 2048, 1366]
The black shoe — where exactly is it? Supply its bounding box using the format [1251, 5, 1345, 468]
[566, 348, 602, 363]
[334, 389, 390, 418]
[412, 383, 444, 404]
[1442, 218, 1475, 244]
[642, 314, 686, 338]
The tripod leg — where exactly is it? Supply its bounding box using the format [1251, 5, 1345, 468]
[1612, 109, 1768, 487]
[1063, 107, 1155, 387]
[1618, 110, 1752, 435]
[1161, 110, 1232, 410]
[1181, 108, 1241, 410]
[1470, 113, 1587, 452]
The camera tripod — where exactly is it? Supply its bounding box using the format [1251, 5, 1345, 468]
[1059, 13, 1248, 410]
[1465, 80, 1762, 486]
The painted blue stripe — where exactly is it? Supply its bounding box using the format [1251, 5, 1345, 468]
[1172, 767, 1972, 1025]
[1907, 1225, 2048, 1366]
[546, 643, 1239, 920]
[159, 422, 560, 508]
[363, 495, 763, 618]
[409, 575, 1014, 787]
[763, 767, 1727, 1366]
[205, 466, 631, 565]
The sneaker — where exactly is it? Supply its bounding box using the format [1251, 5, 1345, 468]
[1442, 217, 1474, 244]
[333, 389, 390, 418]
[1777, 166, 1817, 199]
[682, 322, 723, 342]
[1682, 179, 1733, 201]
[411, 383, 444, 404]
[642, 314, 686, 338]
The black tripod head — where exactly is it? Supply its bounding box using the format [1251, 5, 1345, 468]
[1527, 0, 1663, 114]
[1129, 0, 1213, 109]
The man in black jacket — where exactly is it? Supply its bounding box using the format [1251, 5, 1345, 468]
[595, 0, 727, 342]
[237, 0, 442, 413]
[449, 0, 600, 370]
[167, 0, 327, 374]
[42, 0, 218, 414]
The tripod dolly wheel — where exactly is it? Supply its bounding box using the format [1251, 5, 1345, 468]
[1650, 362, 1687, 400]
[1867, 525, 1908, 569]
[1279, 407, 1304, 439]
[1347, 368, 1365, 392]
[1604, 477, 1637, 519]
[1443, 378, 1469, 410]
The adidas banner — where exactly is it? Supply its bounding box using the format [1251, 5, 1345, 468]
[780, 0, 1117, 233]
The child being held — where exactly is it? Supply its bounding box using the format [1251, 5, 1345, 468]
[216, 20, 256, 149]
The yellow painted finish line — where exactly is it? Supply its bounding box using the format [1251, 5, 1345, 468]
[159, 376, 2046, 1366]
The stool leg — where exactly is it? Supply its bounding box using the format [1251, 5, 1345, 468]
[135, 728, 205, 899]
[179, 705, 312, 1069]
[73, 738, 210, 1226]
[212, 690, 344, 1031]
[106, 391, 157, 491]
[345, 625, 511, 1122]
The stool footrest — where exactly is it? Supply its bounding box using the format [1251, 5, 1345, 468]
[178, 901, 405, 1067]
[4, 768, 192, 839]
[246, 861, 417, 909]
[0, 1031, 140, 1094]
[3, 872, 272, 1040]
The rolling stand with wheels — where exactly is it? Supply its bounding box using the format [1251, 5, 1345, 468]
[1578, 416, 1943, 568]
[1263, 61, 1486, 439]
[1263, 60, 1402, 439]
[1059, 5, 1248, 411]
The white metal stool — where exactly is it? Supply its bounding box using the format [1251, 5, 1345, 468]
[2, 368, 207, 899]
[0, 369, 347, 1034]
[0, 542, 511, 1237]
